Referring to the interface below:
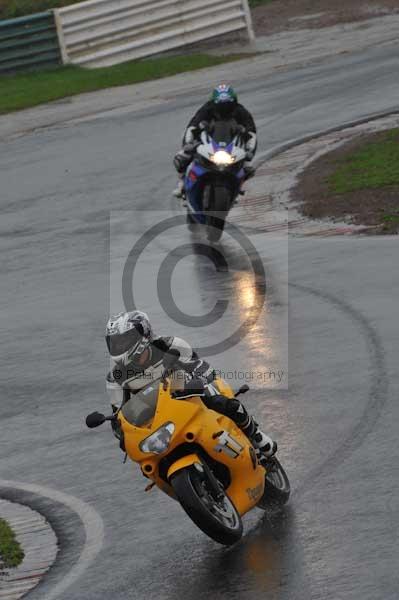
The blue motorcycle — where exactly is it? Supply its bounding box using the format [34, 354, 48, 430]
[184, 120, 251, 242]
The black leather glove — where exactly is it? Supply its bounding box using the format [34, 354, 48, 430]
[173, 152, 191, 173]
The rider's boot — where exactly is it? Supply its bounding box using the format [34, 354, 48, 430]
[173, 180, 188, 207]
[173, 180, 184, 198]
[240, 414, 277, 462]
[243, 162, 256, 181]
[173, 150, 192, 200]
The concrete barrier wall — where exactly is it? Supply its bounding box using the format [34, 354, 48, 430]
[55, 0, 255, 68]
[0, 11, 61, 74]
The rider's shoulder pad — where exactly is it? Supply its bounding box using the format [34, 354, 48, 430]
[152, 336, 173, 352]
[170, 337, 193, 362]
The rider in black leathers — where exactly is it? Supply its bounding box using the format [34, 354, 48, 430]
[173, 84, 257, 198]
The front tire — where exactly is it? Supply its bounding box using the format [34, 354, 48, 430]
[206, 185, 231, 242]
[257, 457, 290, 509]
[171, 466, 243, 545]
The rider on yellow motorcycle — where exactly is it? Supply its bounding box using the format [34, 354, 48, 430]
[105, 311, 277, 465]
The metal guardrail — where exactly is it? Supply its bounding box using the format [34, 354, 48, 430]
[0, 11, 61, 74]
[55, 0, 255, 68]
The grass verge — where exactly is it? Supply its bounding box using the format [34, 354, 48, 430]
[328, 128, 399, 193]
[0, 53, 247, 115]
[295, 128, 399, 234]
[0, 0, 81, 19]
[0, 518, 25, 569]
[249, 0, 274, 7]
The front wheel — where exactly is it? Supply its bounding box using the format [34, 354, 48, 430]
[257, 457, 290, 509]
[206, 185, 232, 243]
[171, 466, 243, 545]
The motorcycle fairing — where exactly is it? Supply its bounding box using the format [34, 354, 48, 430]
[185, 162, 207, 193]
[185, 162, 207, 224]
[184, 134, 246, 225]
[118, 378, 265, 515]
[185, 167, 245, 226]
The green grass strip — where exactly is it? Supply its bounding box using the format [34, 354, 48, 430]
[328, 128, 399, 193]
[0, 518, 25, 569]
[0, 53, 247, 115]
[249, 0, 274, 7]
[0, 0, 82, 19]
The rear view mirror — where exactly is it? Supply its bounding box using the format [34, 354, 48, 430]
[235, 384, 249, 397]
[86, 412, 106, 428]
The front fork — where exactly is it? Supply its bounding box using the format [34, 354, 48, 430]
[195, 461, 225, 502]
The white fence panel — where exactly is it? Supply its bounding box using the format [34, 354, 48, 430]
[55, 0, 254, 68]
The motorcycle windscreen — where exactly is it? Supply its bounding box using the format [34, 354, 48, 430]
[210, 119, 237, 144]
[121, 383, 159, 427]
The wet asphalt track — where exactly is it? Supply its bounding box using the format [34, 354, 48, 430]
[1, 44, 399, 600]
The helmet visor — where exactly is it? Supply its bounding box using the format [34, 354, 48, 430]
[106, 328, 141, 357]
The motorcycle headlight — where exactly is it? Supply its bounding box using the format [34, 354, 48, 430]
[210, 150, 234, 166]
[139, 422, 175, 454]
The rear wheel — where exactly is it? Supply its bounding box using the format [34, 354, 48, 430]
[257, 457, 290, 509]
[171, 466, 243, 545]
[206, 186, 231, 242]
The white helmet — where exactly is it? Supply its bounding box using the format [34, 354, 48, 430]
[105, 311, 153, 366]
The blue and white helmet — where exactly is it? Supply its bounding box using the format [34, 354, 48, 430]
[211, 83, 238, 117]
[211, 83, 238, 104]
[106, 311, 153, 366]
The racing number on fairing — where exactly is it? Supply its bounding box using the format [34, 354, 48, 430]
[213, 431, 244, 458]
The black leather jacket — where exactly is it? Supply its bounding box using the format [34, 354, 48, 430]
[183, 101, 257, 155]
[187, 101, 256, 134]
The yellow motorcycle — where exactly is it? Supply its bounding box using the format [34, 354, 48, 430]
[86, 374, 290, 546]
